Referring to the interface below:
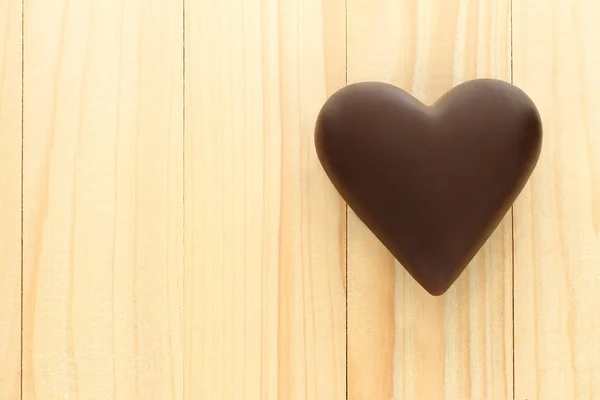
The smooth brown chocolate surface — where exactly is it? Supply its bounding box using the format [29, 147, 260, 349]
[315, 79, 542, 295]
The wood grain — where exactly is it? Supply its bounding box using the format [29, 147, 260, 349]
[346, 1, 513, 399]
[183, 0, 346, 398]
[6, 1, 599, 398]
[513, 0, 600, 399]
[22, 0, 183, 398]
[0, 0, 22, 398]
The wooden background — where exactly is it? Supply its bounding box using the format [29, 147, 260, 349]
[0, 0, 598, 399]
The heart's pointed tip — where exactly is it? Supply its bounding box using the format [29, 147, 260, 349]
[422, 282, 452, 297]
[413, 272, 455, 296]
[406, 259, 464, 296]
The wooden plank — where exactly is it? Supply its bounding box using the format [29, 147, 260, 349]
[346, 0, 513, 398]
[513, 0, 600, 398]
[22, 1, 183, 398]
[183, 0, 346, 398]
[0, 0, 22, 398]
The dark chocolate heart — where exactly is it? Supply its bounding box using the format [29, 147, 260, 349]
[315, 79, 542, 295]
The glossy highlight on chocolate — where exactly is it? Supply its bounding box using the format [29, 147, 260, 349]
[315, 79, 542, 295]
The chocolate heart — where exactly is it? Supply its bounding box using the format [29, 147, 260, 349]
[315, 79, 542, 295]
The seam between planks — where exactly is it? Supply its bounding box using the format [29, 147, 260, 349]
[510, 0, 515, 399]
[20, 0, 25, 397]
[344, 1, 349, 399]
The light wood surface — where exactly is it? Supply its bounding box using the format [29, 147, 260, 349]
[0, 0, 598, 398]
[513, 0, 600, 399]
[0, 0, 21, 398]
[346, 1, 513, 399]
[22, 0, 183, 398]
[183, 0, 346, 398]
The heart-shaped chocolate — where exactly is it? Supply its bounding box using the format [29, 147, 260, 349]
[315, 79, 542, 295]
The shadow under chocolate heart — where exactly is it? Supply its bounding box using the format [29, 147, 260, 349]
[314, 79, 542, 295]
